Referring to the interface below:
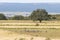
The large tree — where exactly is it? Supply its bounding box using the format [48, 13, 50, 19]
[0, 13, 7, 20]
[30, 9, 49, 22]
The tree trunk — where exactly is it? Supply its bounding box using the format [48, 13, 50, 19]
[39, 20, 42, 23]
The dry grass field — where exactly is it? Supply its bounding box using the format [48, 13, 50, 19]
[0, 20, 60, 40]
[0, 20, 60, 28]
[1, 28, 60, 40]
[0, 29, 47, 40]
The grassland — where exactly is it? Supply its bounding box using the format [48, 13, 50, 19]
[0, 28, 60, 38]
[0, 20, 60, 40]
[0, 20, 60, 28]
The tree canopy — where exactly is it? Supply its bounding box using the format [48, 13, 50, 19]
[0, 13, 7, 20]
[12, 15, 24, 20]
[30, 9, 50, 22]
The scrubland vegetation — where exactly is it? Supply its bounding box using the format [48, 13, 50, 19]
[0, 9, 60, 40]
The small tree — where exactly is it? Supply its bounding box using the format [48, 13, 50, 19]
[0, 13, 7, 20]
[47, 15, 52, 20]
[30, 9, 49, 23]
[52, 16, 56, 20]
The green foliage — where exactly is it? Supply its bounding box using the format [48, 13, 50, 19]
[51, 14, 60, 20]
[12, 15, 24, 20]
[52, 16, 56, 20]
[30, 9, 49, 22]
[0, 13, 7, 20]
[47, 15, 52, 20]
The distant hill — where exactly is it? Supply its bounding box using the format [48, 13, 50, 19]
[0, 3, 60, 17]
[0, 12, 31, 17]
[0, 3, 60, 13]
[0, 12, 60, 17]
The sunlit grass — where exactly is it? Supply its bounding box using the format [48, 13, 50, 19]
[0, 20, 60, 38]
[0, 28, 60, 38]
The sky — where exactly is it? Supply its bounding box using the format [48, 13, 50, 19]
[0, 0, 60, 16]
[0, 0, 60, 3]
